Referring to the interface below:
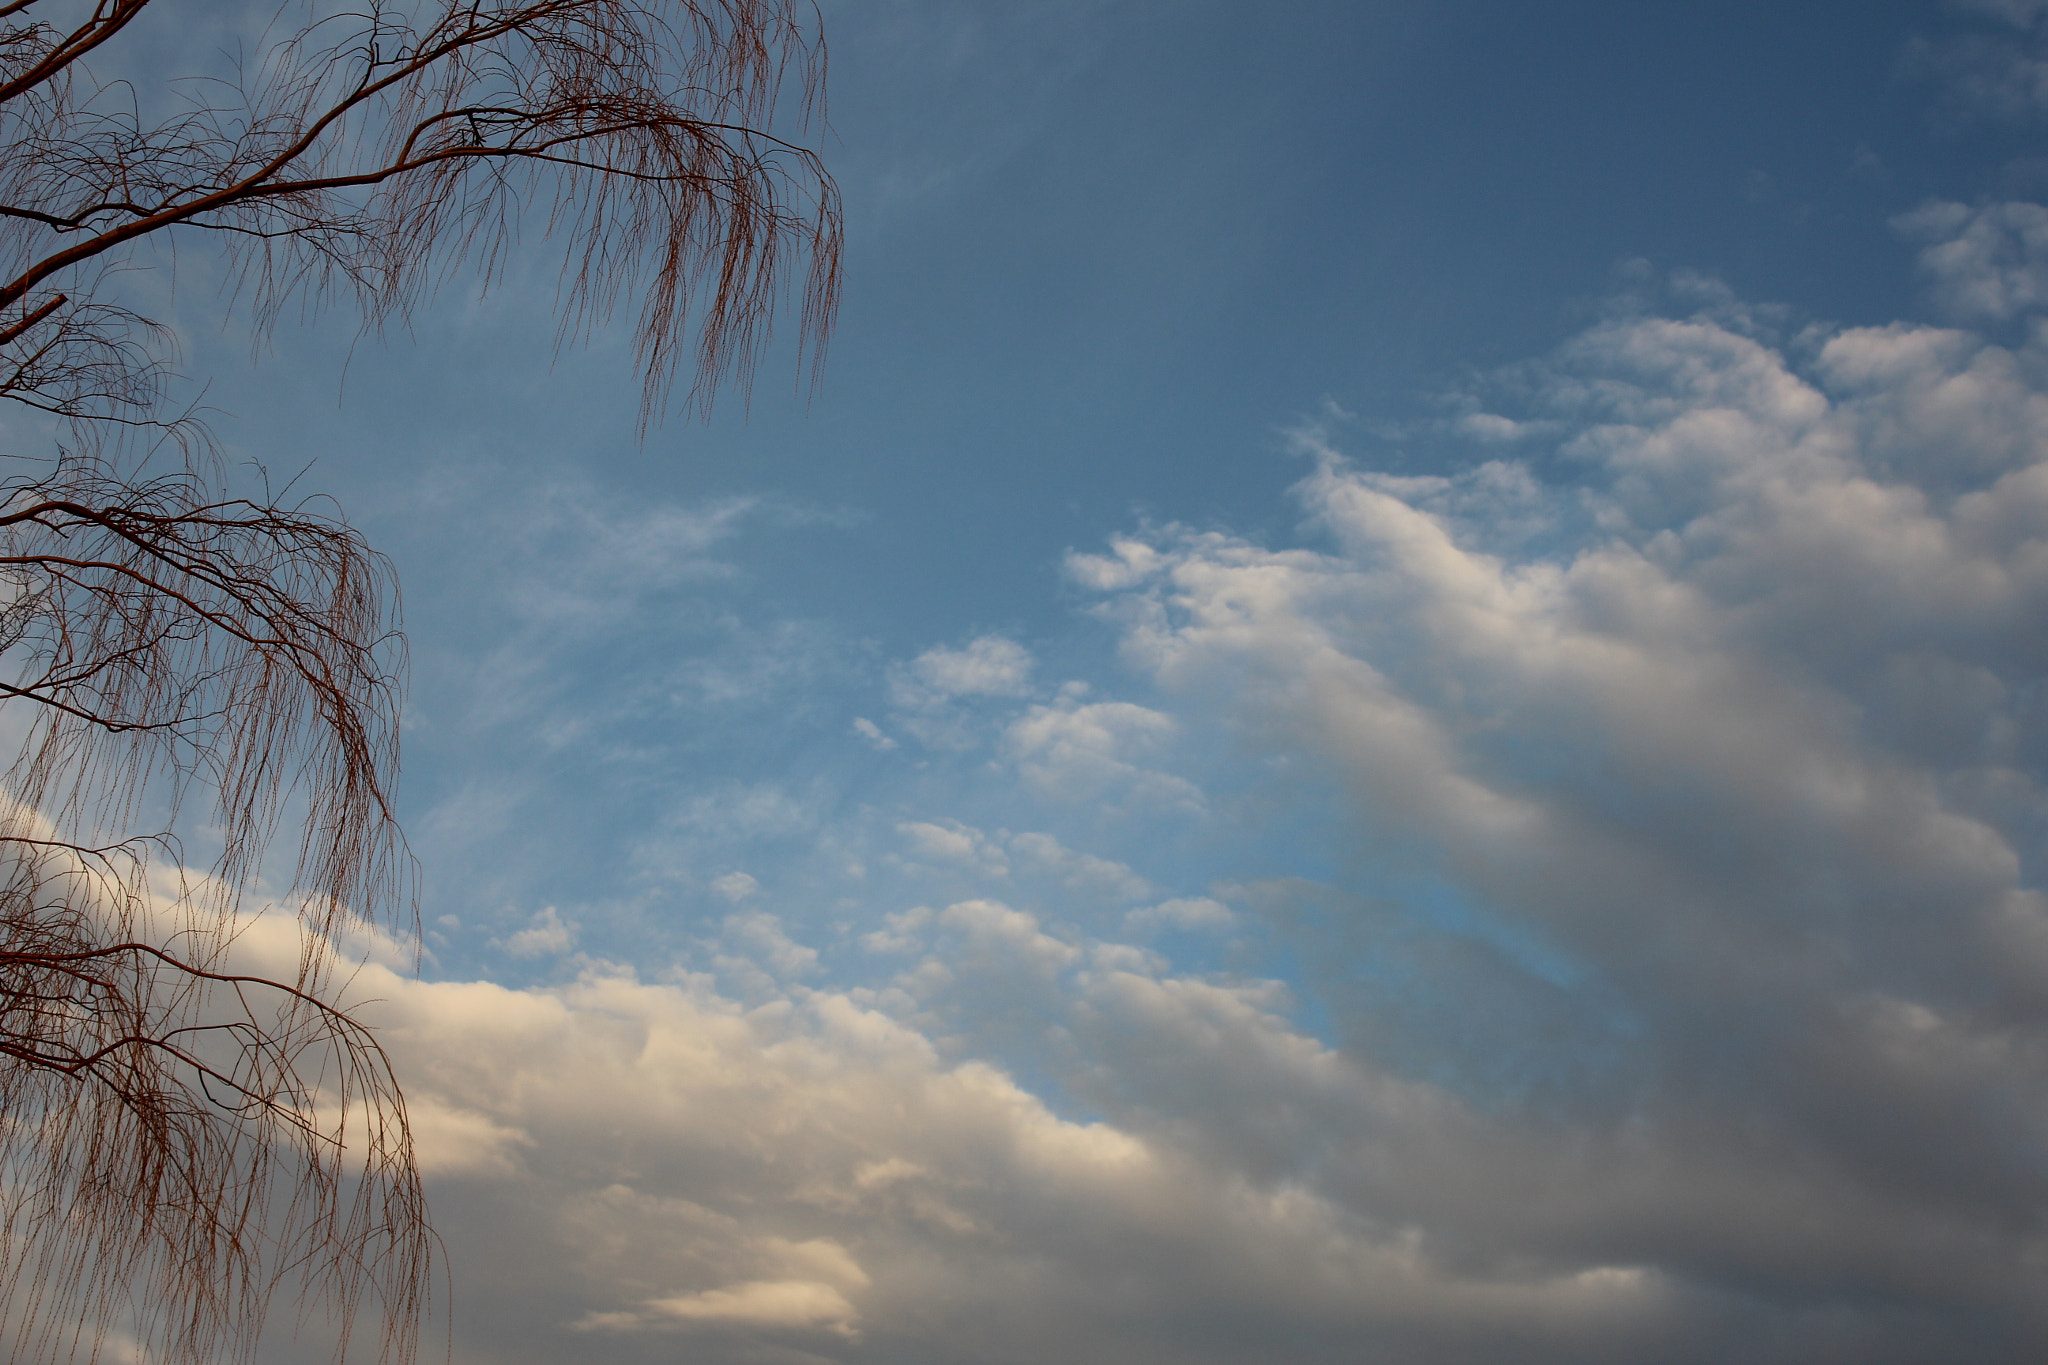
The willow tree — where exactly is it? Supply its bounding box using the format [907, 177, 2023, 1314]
[0, 3, 839, 1362]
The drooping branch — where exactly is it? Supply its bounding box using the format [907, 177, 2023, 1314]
[0, 457, 419, 1365]
[0, 464, 409, 940]
[0, 0, 841, 429]
[0, 1, 155, 107]
[0, 829, 428, 1365]
[0, 5, 837, 1361]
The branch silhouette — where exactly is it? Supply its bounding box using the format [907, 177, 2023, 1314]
[0, 3, 839, 1363]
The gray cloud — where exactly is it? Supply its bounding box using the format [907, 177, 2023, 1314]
[1061, 291, 2048, 1355]
[328, 262, 2048, 1363]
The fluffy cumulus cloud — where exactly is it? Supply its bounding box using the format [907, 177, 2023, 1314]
[1068, 283, 2048, 1355]
[350, 211, 2048, 1362]
[1898, 200, 2048, 323]
[887, 635, 1040, 748]
[344, 927, 1704, 1365]
[1004, 693, 1202, 810]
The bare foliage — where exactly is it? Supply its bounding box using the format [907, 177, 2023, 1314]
[0, 0, 840, 429]
[0, 462, 420, 1365]
[0, 2, 840, 1363]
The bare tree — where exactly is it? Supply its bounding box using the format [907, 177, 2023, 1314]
[0, 3, 839, 1362]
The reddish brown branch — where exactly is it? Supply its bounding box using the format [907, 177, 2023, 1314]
[0, 5, 838, 1363]
[0, 292, 63, 345]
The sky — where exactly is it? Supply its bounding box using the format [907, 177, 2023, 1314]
[47, 1, 2048, 1361]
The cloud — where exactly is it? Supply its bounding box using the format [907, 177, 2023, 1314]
[1896, 200, 2048, 323]
[493, 906, 577, 959]
[891, 634, 1034, 705]
[1065, 535, 1164, 591]
[579, 1238, 869, 1337]
[895, 819, 1010, 879]
[327, 939, 1728, 1365]
[306, 280, 2048, 1363]
[664, 782, 826, 846]
[1960, 0, 2048, 25]
[630, 1276, 861, 1334]
[383, 470, 875, 950]
[1453, 411, 1530, 442]
[714, 910, 821, 984]
[1054, 293, 2048, 1354]
[1007, 831, 1155, 903]
[1904, 6, 2048, 122]
[1123, 897, 1235, 933]
[711, 872, 761, 902]
[404, 1094, 536, 1178]
[885, 634, 1039, 749]
[851, 716, 898, 750]
[1004, 694, 1203, 810]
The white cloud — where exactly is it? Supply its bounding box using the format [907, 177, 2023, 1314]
[1064, 535, 1164, 591]
[1454, 411, 1529, 442]
[634, 1276, 861, 1334]
[934, 897, 1081, 974]
[320, 938, 1715, 1365]
[1897, 200, 2048, 323]
[404, 1094, 535, 1177]
[860, 904, 933, 954]
[1007, 831, 1155, 902]
[851, 715, 898, 750]
[885, 634, 1039, 749]
[494, 905, 577, 958]
[1004, 697, 1203, 810]
[579, 1237, 869, 1336]
[894, 818, 1010, 878]
[714, 910, 820, 983]
[710, 872, 760, 902]
[892, 634, 1034, 705]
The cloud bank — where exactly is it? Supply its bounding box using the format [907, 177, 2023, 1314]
[353, 205, 2048, 1364]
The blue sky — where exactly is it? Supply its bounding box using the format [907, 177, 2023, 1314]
[78, 1, 2048, 1361]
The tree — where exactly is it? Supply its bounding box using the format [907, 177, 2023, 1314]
[0, 3, 839, 1362]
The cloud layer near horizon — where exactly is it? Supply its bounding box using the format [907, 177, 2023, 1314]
[307, 202, 2048, 1365]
